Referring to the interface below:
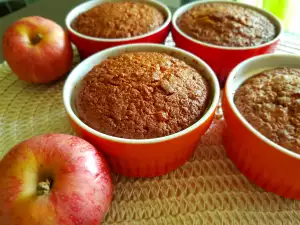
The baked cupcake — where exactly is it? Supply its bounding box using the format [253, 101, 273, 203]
[177, 2, 277, 47]
[76, 52, 210, 139]
[234, 68, 300, 154]
[71, 1, 165, 38]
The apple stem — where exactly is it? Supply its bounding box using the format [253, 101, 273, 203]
[36, 179, 51, 196]
[31, 33, 43, 45]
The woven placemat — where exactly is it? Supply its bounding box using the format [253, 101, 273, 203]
[1, 35, 300, 224]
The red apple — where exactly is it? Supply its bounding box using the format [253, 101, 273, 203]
[2, 16, 73, 83]
[0, 134, 113, 225]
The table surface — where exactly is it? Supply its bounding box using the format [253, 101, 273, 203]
[1, 1, 300, 224]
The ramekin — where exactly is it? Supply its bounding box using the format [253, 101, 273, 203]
[63, 43, 220, 177]
[65, 0, 172, 59]
[171, 0, 283, 86]
[223, 53, 300, 199]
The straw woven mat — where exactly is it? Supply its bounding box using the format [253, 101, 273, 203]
[1, 35, 300, 225]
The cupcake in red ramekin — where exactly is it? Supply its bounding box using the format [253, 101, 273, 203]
[63, 43, 220, 178]
[65, 0, 171, 59]
[172, 0, 283, 86]
[223, 53, 300, 199]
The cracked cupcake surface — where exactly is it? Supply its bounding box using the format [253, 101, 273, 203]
[71, 2, 165, 38]
[177, 2, 277, 47]
[76, 52, 210, 139]
[234, 68, 300, 154]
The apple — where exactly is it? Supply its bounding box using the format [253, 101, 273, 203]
[2, 16, 73, 83]
[0, 134, 113, 225]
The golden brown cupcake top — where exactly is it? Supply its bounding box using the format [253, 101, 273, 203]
[72, 2, 165, 38]
[234, 68, 300, 153]
[76, 52, 210, 139]
[177, 2, 277, 47]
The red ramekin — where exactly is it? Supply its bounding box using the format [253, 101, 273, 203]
[65, 0, 171, 59]
[171, 0, 283, 86]
[63, 43, 220, 178]
[223, 53, 300, 199]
